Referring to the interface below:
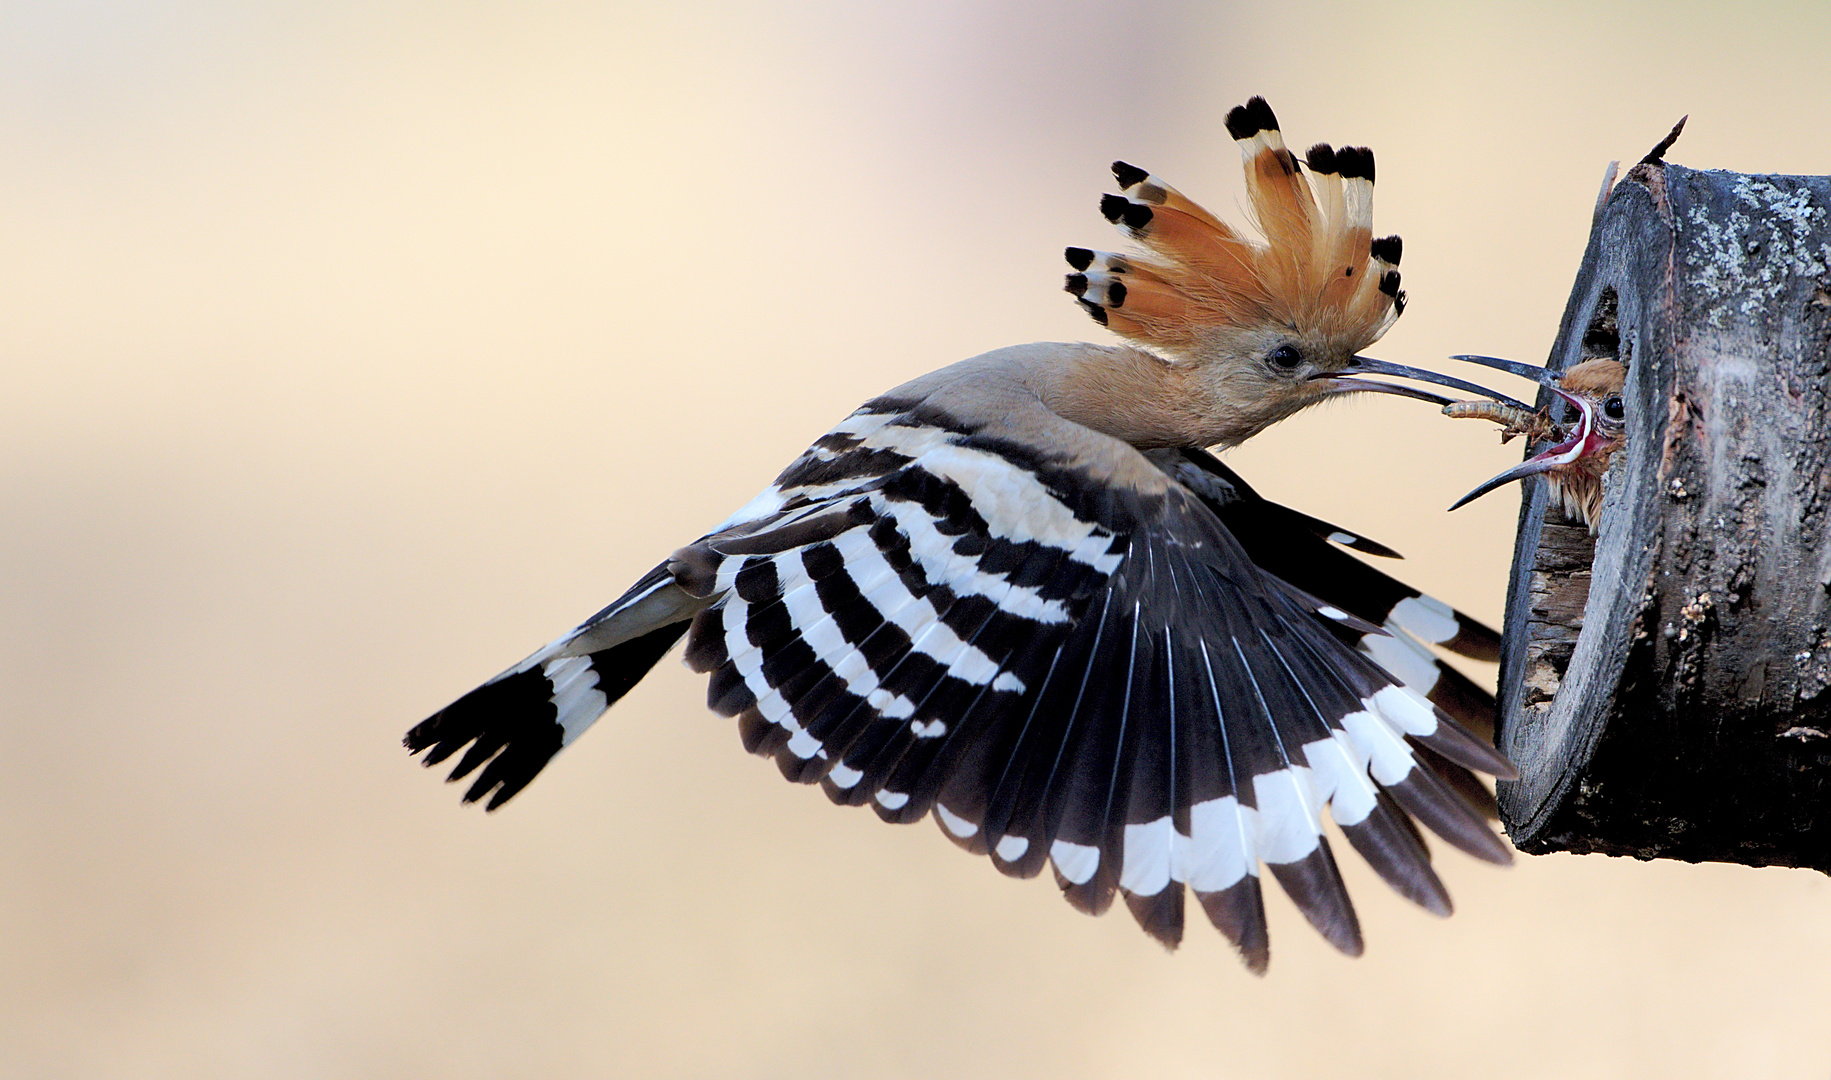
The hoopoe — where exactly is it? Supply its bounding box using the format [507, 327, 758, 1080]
[1445, 356, 1629, 531]
[406, 97, 1522, 972]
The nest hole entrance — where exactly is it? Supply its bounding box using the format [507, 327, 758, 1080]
[1520, 286, 1626, 708]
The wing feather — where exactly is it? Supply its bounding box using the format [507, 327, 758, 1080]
[678, 398, 1509, 968]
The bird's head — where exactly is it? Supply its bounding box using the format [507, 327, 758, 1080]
[1065, 97, 1512, 447]
[1444, 355, 1628, 519]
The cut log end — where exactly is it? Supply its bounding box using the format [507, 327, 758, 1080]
[1494, 160, 1831, 874]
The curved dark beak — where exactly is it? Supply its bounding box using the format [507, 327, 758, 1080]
[1449, 354, 1563, 387]
[1311, 355, 1534, 410]
[1446, 381, 1604, 511]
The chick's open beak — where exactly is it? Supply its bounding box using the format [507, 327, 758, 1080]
[1446, 379, 1610, 511]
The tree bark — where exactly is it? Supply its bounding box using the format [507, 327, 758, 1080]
[1494, 158, 1831, 871]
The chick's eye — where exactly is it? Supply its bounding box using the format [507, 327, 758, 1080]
[1266, 344, 1304, 370]
[1603, 395, 1625, 420]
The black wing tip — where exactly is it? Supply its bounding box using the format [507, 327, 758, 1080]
[1335, 529, 1403, 559]
[1268, 844, 1365, 959]
[1340, 799, 1454, 917]
[1063, 246, 1095, 271]
[1389, 766, 1516, 866]
[1059, 872, 1120, 919]
[1198, 878, 1271, 973]
[1416, 707, 1519, 781]
[1442, 622, 1501, 666]
[1370, 234, 1402, 266]
[1122, 887, 1187, 951]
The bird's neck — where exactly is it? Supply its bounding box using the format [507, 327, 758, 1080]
[1553, 449, 1616, 533]
[1014, 342, 1240, 449]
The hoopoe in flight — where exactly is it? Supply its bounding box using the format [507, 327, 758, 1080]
[1445, 355, 1629, 531]
[406, 97, 1523, 972]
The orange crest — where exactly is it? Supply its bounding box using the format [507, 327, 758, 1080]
[1065, 97, 1404, 365]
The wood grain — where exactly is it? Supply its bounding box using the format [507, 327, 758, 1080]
[1496, 160, 1831, 871]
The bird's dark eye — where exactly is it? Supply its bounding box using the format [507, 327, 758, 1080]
[1603, 395, 1625, 421]
[1266, 344, 1304, 370]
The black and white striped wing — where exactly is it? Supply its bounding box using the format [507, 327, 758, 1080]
[678, 397, 1512, 970]
[1151, 447, 1504, 745]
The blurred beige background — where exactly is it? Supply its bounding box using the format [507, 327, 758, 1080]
[4, 2, 1828, 1077]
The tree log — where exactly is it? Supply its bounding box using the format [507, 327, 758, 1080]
[1494, 156, 1831, 871]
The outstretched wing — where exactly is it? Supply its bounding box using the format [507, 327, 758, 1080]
[677, 394, 1512, 970]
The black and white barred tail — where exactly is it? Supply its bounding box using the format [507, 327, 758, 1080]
[404, 567, 695, 810]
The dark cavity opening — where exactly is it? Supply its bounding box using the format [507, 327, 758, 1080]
[1582, 286, 1620, 363]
